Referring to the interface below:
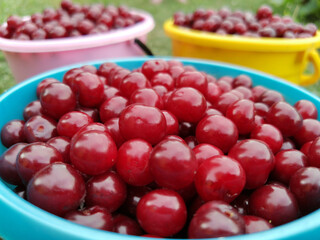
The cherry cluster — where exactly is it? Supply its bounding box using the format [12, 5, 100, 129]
[173, 5, 318, 38]
[0, 0, 144, 40]
[1, 59, 320, 238]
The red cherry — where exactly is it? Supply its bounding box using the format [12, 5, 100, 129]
[27, 162, 86, 216]
[193, 143, 223, 167]
[24, 115, 57, 143]
[176, 71, 208, 95]
[243, 215, 273, 234]
[99, 96, 128, 123]
[195, 155, 246, 202]
[129, 88, 163, 109]
[113, 214, 143, 236]
[1, 120, 26, 148]
[149, 139, 197, 190]
[137, 189, 187, 237]
[141, 59, 169, 80]
[119, 72, 150, 99]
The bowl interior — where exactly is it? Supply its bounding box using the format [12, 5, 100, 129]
[1, 57, 320, 240]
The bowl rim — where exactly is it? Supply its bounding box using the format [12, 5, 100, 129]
[0, 9, 155, 53]
[163, 19, 320, 52]
[1, 56, 320, 240]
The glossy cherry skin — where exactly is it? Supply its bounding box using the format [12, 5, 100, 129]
[119, 104, 166, 145]
[47, 136, 71, 163]
[250, 124, 283, 154]
[130, 88, 164, 109]
[57, 111, 93, 138]
[141, 59, 169, 80]
[27, 162, 86, 216]
[119, 72, 151, 99]
[1, 120, 26, 148]
[23, 100, 43, 121]
[249, 184, 299, 226]
[213, 92, 240, 115]
[176, 71, 208, 95]
[293, 119, 320, 146]
[36, 78, 60, 98]
[272, 149, 308, 185]
[149, 139, 197, 190]
[243, 215, 273, 234]
[206, 82, 222, 105]
[195, 155, 246, 203]
[85, 171, 127, 212]
[70, 130, 117, 175]
[193, 143, 223, 167]
[232, 74, 252, 88]
[259, 90, 284, 107]
[188, 200, 245, 238]
[99, 96, 128, 123]
[73, 72, 104, 107]
[150, 73, 174, 91]
[290, 167, 320, 214]
[196, 115, 238, 153]
[294, 99, 318, 119]
[228, 139, 274, 189]
[64, 206, 113, 231]
[307, 136, 320, 167]
[113, 214, 143, 236]
[24, 115, 58, 143]
[104, 117, 125, 148]
[226, 99, 255, 135]
[40, 82, 76, 120]
[16, 142, 64, 184]
[136, 189, 187, 237]
[75, 106, 100, 122]
[161, 110, 179, 135]
[116, 139, 153, 186]
[266, 101, 303, 137]
[121, 185, 152, 217]
[166, 87, 207, 123]
[0, 143, 27, 185]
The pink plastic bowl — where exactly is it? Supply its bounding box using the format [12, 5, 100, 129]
[0, 10, 155, 83]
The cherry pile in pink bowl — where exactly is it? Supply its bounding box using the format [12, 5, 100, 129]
[173, 5, 318, 38]
[0, 0, 144, 40]
[1, 57, 320, 240]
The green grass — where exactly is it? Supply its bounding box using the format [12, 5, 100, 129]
[1, 0, 320, 95]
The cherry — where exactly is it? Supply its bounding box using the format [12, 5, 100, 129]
[149, 139, 197, 190]
[24, 115, 58, 143]
[259, 90, 284, 106]
[119, 72, 150, 99]
[109, 68, 130, 88]
[307, 136, 320, 167]
[293, 119, 320, 146]
[188, 200, 245, 238]
[73, 72, 104, 107]
[23, 100, 43, 121]
[137, 189, 187, 237]
[27, 162, 86, 216]
[213, 92, 240, 115]
[272, 149, 308, 185]
[119, 104, 166, 145]
[176, 71, 208, 95]
[121, 185, 151, 217]
[1, 120, 26, 148]
[150, 73, 174, 91]
[141, 60, 169, 80]
[250, 124, 283, 154]
[206, 82, 222, 105]
[294, 100, 318, 119]
[228, 139, 274, 189]
[57, 111, 93, 138]
[36, 78, 60, 98]
[75, 106, 100, 122]
[226, 99, 255, 135]
[85, 171, 127, 212]
[0, 143, 27, 185]
[232, 74, 252, 88]
[70, 130, 117, 175]
[129, 88, 163, 109]
[7, 15, 23, 31]
[113, 214, 143, 236]
[254, 102, 269, 117]
[116, 139, 153, 186]
[195, 155, 246, 202]
[161, 110, 179, 135]
[243, 215, 273, 234]
[16, 142, 63, 184]
[249, 183, 299, 226]
[99, 96, 128, 123]
[251, 85, 267, 102]
[64, 206, 113, 231]
[104, 117, 125, 148]
[47, 136, 71, 163]
[266, 101, 303, 137]
[166, 87, 207, 123]
[196, 115, 238, 153]
[193, 143, 223, 167]
[40, 82, 76, 120]
[289, 167, 320, 214]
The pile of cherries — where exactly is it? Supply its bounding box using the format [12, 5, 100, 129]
[2, 59, 320, 238]
[173, 5, 318, 38]
[0, 0, 144, 40]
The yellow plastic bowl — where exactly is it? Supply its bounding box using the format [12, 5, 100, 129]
[164, 19, 320, 86]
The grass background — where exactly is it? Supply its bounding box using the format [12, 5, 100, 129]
[1, 0, 320, 95]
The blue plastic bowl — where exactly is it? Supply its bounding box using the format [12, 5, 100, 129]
[1, 57, 320, 240]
